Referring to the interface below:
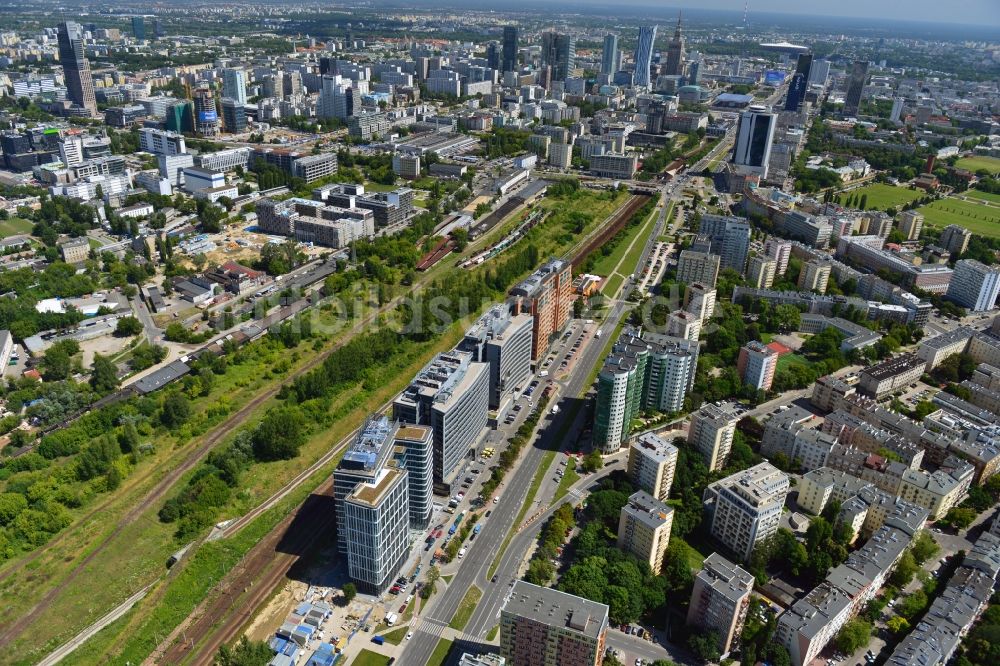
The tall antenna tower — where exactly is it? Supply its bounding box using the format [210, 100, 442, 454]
[743, 0, 750, 31]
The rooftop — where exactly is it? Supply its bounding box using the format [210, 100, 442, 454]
[504, 580, 609, 640]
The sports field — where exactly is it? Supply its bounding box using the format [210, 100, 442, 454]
[917, 198, 1000, 238]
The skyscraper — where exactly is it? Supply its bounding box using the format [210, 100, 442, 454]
[732, 107, 776, 178]
[486, 42, 501, 71]
[664, 13, 685, 77]
[193, 87, 219, 137]
[502, 26, 519, 73]
[540, 31, 576, 82]
[633, 25, 657, 87]
[808, 59, 830, 86]
[57, 21, 97, 116]
[601, 33, 620, 75]
[131, 16, 145, 41]
[844, 60, 870, 115]
[221, 98, 247, 134]
[221, 68, 247, 105]
[784, 53, 812, 112]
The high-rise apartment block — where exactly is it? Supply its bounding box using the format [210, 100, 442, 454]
[58, 21, 97, 115]
[689, 404, 738, 472]
[897, 210, 924, 241]
[747, 256, 777, 289]
[139, 127, 187, 156]
[677, 250, 721, 288]
[732, 107, 776, 178]
[699, 214, 751, 274]
[501, 581, 609, 666]
[687, 553, 755, 657]
[798, 260, 831, 294]
[939, 224, 972, 256]
[764, 238, 792, 275]
[617, 490, 674, 575]
[947, 259, 1000, 312]
[704, 462, 790, 562]
[666, 310, 701, 342]
[683, 283, 717, 324]
[737, 341, 779, 391]
[633, 25, 657, 87]
[593, 328, 698, 453]
[510, 258, 573, 360]
[393, 351, 489, 487]
[627, 432, 679, 502]
[458, 304, 533, 410]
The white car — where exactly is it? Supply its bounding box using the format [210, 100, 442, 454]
[406, 631, 413, 640]
[493, 496, 500, 504]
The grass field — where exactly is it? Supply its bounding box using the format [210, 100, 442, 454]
[428, 638, 454, 666]
[449, 585, 482, 631]
[955, 155, 1000, 176]
[601, 273, 624, 298]
[591, 202, 658, 276]
[965, 190, 1000, 205]
[842, 184, 923, 210]
[917, 198, 1000, 238]
[552, 458, 580, 504]
[380, 626, 409, 645]
[0, 217, 32, 238]
[486, 624, 499, 641]
[776, 352, 813, 373]
[353, 648, 392, 666]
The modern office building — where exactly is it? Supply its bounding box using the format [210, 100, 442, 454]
[677, 250, 721, 287]
[947, 259, 1000, 312]
[627, 432, 679, 502]
[689, 404, 738, 472]
[58, 21, 98, 115]
[510, 259, 573, 360]
[193, 88, 219, 137]
[221, 99, 247, 134]
[808, 59, 831, 86]
[683, 282, 717, 324]
[897, 211, 924, 241]
[594, 330, 699, 453]
[633, 25, 658, 88]
[131, 16, 145, 41]
[732, 107, 776, 178]
[617, 490, 674, 575]
[663, 13, 685, 77]
[501, 581, 609, 666]
[940, 224, 972, 256]
[798, 260, 831, 294]
[601, 34, 620, 75]
[458, 305, 533, 410]
[737, 341, 779, 391]
[393, 351, 489, 487]
[588, 153, 638, 180]
[699, 214, 751, 274]
[502, 26, 519, 73]
[342, 463, 409, 595]
[784, 53, 813, 112]
[687, 553, 755, 658]
[704, 462, 790, 562]
[221, 68, 248, 105]
[843, 60, 870, 116]
[540, 32, 576, 82]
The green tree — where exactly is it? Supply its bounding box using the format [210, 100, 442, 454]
[40, 344, 73, 381]
[251, 406, 306, 461]
[834, 619, 871, 654]
[89, 353, 120, 393]
[0, 492, 28, 526]
[114, 316, 143, 337]
[688, 630, 722, 662]
[216, 636, 274, 666]
[889, 551, 919, 588]
[886, 616, 910, 635]
[342, 582, 357, 603]
[160, 391, 192, 429]
[581, 450, 604, 473]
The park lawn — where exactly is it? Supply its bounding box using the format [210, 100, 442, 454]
[917, 198, 1000, 238]
[0, 217, 33, 238]
[955, 155, 1000, 176]
[776, 353, 813, 373]
[362, 180, 399, 192]
[352, 648, 392, 666]
[380, 626, 409, 645]
[428, 638, 454, 666]
[449, 585, 482, 631]
[845, 184, 923, 210]
[486, 624, 499, 641]
[601, 273, 624, 298]
[964, 190, 1000, 205]
[610, 204, 661, 279]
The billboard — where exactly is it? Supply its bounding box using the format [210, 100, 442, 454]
[763, 70, 787, 86]
[197, 110, 218, 123]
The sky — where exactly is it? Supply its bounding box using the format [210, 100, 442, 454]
[540, 0, 1000, 28]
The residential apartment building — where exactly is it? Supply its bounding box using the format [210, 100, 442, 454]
[617, 490, 674, 575]
[501, 581, 609, 666]
[256, 197, 376, 249]
[687, 553, 755, 658]
[627, 432, 679, 502]
[797, 260, 831, 294]
[683, 283, 717, 324]
[703, 462, 790, 562]
[699, 214, 752, 274]
[947, 259, 1000, 312]
[688, 404, 737, 472]
[764, 238, 792, 275]
[665, 310, 701, 341]
[857, 354, 925, 399]
[737, 341, 778, 391]
[747, 256, 777, 289]
[677, 250, 721, 288]
[511, 259, 573, 360]
[939, 224, 972, 256]
[897, 211, 923, 241]
[916, 326, 976, 371]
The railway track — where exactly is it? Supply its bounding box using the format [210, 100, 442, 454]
[569, 194, 652, 268]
